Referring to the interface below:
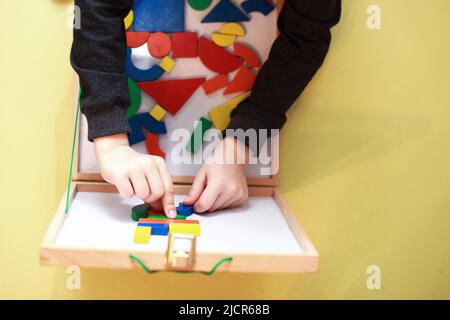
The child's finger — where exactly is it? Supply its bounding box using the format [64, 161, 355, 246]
[208, 193, 230, 212]
[153, 158, 176, 218]
[128, 169, 150, 200]
[194, 183, 222, 213]
[184, 166, 207, 205]
[115, 177, 134, 199]
[142, 158, 165, 203]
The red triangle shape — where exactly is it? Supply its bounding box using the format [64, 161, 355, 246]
[138, 78, 205, 115]
[224, 67, 256, 95]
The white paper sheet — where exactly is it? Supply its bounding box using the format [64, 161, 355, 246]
[55, 192, 303, 255]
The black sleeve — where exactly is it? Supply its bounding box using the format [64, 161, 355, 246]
[71, 0, 132, 141]
[226, 0, 341, 146]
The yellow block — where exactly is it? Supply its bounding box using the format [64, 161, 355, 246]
[124, 10, 133, 30]
[169, 223, 201, 236]
[208, 92, 251, 131]
[159, 56, 176, 73]
[133, 226, 151, 244]
[150, 105, 167, 121]
[211, 33, 236, 48]
[220, 23, 245, 37]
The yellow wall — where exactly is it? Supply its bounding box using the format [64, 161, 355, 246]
[1, 0, 449, 299]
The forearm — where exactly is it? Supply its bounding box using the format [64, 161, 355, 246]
[227, 0, 341, 134]
[71, 0, 132, 141]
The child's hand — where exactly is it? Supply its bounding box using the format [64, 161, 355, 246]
[183, 137, 249, 213]
[94, 134, 176, 218]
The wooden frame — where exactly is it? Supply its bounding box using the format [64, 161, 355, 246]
[41, 182, 318, 273]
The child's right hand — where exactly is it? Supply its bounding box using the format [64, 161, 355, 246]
[94, 134, 176, 218]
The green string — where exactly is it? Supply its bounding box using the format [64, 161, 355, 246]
[129, 254, 233, 275]
[64, 88, 82, 214]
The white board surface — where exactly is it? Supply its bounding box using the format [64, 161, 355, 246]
[78, 2, 279, 178]
[55, 191, 303, 255]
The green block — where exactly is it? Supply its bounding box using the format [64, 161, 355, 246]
[148, 215, 187, 220]
[188, 0, 213, 11]
[186, 117, 212, 154]
[126, 78, 142, 118]
[131, 203, 151, 221]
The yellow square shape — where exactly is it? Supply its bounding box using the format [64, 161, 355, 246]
[169, 223, 201, 236]
[159, 56, 176, 73]
[150, 105, 167, 121]
[133, 226, 151, 244]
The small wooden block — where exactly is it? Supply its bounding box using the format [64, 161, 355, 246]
[208, 92, 250, 131]
[202, 74, 229, 95]
[126, 32, 150, 48]
[171, 219, 199, 224]
[128, 116, 146, 145]
[159, 56, 176, 73]
[138, 223, 169, 236]
[136, 112, 167, 134]
[233, 43, 261, 69]
[124, 10, 134, 30]
[149, 105, 167, 121]
[211, 33, 236, 47]
[188, 0, 213, 11]
[126, 78, 142, 119]
[132, 0, 185, 32]
[186, 117, 212, 154]
[147, 32, 172, 58]
[176, 203, 194, 217]
[133, 226, 151, 244]
[131, 204, 151, 221]
[146, 215, 187, 220]
[172, 32, 198, 58]
[241, 0, 275, 16]
[169, 223, 201, 236]
[145, 133, 166, 158]
[202, 0, 249, 23]
[224, 66, 256, 95]
[199, 36, 243, 74]
[138, 78, 205, 115]
[220, 23, 245, 37]
[139, 218, 169, 224]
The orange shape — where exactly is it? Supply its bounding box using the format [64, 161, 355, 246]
[233, 43, 261, 69]
[202, 74, 229, 95]
[126, 31, 150, 48]
[224, 66, 256, 95]
[147, 32, 172, 58]
[138, 77, 205, 115]
[145, 133, 166, 158]
[198, 36, 243, 74]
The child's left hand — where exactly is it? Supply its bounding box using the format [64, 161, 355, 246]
[183, 137, 249, 213]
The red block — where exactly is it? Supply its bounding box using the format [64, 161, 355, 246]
[145, 133, 166, 158]
[202, 74, 229, 95]
[233, 43, 261, 68]
[224, 66, 257, 95]
[172, 32, 198, 58]
[147, 32, 172, 58]
[138, 78, 205, 115]
[126, 32, 150, 48]
[199, 36, 243, 74]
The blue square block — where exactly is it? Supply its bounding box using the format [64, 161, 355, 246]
[133, 0, 185, 32]
[176, 203, 194, 217]
[137, 222, 169, 236]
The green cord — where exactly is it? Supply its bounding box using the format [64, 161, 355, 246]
[64, 88, 82, 214]
[129, 254, 233, 275]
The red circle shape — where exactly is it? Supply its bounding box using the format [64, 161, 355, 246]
[147, 32, 172, 58]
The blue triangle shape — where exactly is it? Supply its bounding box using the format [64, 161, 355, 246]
[202, 0, 250, 23]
